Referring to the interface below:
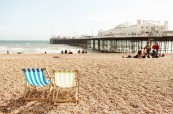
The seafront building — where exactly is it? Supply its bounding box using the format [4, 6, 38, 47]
[98, 20, 173, 37]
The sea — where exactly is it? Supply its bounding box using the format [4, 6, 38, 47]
[0, 40, 88, 54]
[1, 40, 172, 54]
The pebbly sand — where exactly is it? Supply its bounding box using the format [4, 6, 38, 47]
[0, 53, 173, 113]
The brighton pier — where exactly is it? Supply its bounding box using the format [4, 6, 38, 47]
[50, 36, 173, 53]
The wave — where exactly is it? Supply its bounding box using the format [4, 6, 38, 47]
[0, 41, 83, 54]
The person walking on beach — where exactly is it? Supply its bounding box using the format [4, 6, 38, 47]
[145, 42, 151, 58]
[152, 42, 159, 58]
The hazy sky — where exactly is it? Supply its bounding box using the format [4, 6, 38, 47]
[0, 0, 173, 40]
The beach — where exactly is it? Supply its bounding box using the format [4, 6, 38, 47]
[0, 53, 173, 113]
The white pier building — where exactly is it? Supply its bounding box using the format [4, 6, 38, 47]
[98, 20, 169, 37]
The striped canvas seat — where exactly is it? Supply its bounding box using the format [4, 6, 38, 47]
[22, 67, 52, 102]
[54, 70, 76, 88]
[23, 68, 50, 87]
[52, 70, 79, 104]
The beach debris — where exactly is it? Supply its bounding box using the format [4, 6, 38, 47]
[17, 52, 23, 54]
[53, 56, 59, 58]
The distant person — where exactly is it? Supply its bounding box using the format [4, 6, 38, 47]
[7, 51, 9, 54]
[84, 49, 87, 53]
[133, 50, 143, 58]
[158, 53, 165, 57]
[145, 42, 151, 58]
[65, 49, 67, 54]
[61, 50, 63, 54]
[161, 53, 165, 57]
[143, 47, 147, 56]
[78, 50, 80, 54]
[122, 55, 132, 58]
[123, 50, 146, 58]
[68, 50, 73, 54]
[82, 49, 84, 54]
[45, 51, 47, 54]
[152, 42, 159, 58]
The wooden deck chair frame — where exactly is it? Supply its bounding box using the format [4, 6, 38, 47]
[22, 68, 53, 102]
[52, 70, 79, 105]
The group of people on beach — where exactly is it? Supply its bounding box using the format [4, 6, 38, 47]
[61, 49, 87, 54]
[61, 49, 73, 54]
[7, 51, 23, 54]
[123, 42, 165, 58]
[78, 49, 87, 54]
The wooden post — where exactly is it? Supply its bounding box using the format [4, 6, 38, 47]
[98, 39, 100, 51]
[164, 41, 166, 53]
[93, 39, 95, 50]
[171, 41, 173, 53]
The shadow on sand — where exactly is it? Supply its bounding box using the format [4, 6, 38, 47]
[0, 96, 54, 113]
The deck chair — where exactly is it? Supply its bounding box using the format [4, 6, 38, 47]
[52, 70, 79, 104]
[22, 68, 53, 102]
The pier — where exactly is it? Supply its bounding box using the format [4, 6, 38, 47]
[50, 36, 173, 53]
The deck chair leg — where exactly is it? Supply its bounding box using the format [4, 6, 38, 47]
[52, 87, 55, 102]
[46, 86, 50, 102]
[27, 87, 34, 100]
[50, 86, 54, 103]
[55, 87, 60, 101]
[46, 86, 52, 102]
[76, 87, 79, 104]
[54, 87, 60, 105]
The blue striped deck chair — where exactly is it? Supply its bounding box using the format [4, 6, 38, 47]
[22, 68, 53, 102]
[52, 70, 79, 105]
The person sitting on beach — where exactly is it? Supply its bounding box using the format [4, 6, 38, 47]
[143, 47, 147, 57]
[152, 42, 159, 58]
[122, 55, 132, 58]
[68, 50, 73, 54]
[82, 49, 84, 54]
[61, 50, 63, 54]
[145, 42, 151, 58]
[158, 53, 165, 57]
[123, 50, 146, 58]
[78, 50, 80, 54]
[162, 53, 165, 57]
[133, 50, 143, 58]
[84, 49, 87, 53]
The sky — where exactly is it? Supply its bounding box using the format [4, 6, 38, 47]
[0, 0, 173, 40]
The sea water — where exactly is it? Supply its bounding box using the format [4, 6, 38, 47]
[0, 40, 85, 54]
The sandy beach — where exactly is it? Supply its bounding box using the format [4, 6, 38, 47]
[0, 53, 173, 113]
